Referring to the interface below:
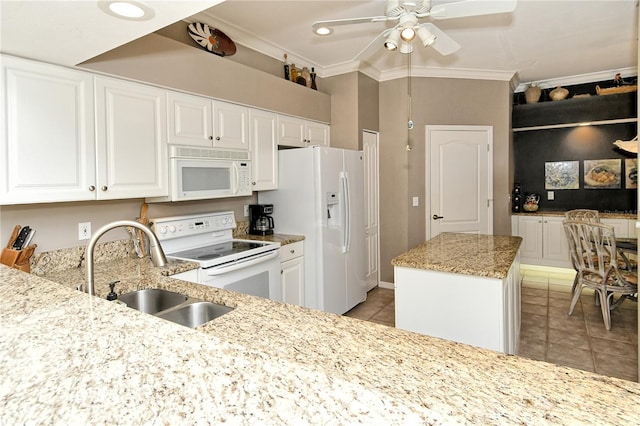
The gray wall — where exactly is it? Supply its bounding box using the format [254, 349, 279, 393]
[378, 77, 512, 283]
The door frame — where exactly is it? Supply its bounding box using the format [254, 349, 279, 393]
[363, 129, 381, 290]
[425, 125, 493, 240]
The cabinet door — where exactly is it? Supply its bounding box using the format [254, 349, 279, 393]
[212, 100, 249, 150]
[517, 216, 543, 259]
[95, 77, 168, 199]
[250, 109, 278, 191]
[306, 121, 330, 147]
[601, 218, 629, 238]
[281, 256, 305, 306]
[277, 115, 306, 147]
[542, 217, 570, 261]
[167, 91, 212, 147]
[0, 56, 95, 204]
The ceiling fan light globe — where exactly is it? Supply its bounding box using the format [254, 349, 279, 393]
[384, 28, 401, 51]
[417, 26, 436, 46]
[400, 27, 416, 42]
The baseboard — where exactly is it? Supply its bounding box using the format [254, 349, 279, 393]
[378, 281, 394, 290]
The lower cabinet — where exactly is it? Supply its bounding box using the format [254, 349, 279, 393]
[512, 215, 571, 268]
[280, 241, 305, 306]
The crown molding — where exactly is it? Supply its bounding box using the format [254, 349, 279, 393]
[514, 67, 638, 92]
[377, 66, 516, 82]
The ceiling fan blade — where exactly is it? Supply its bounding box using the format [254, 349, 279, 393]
[312, 15, 394, 32]
[430, 0, 517, 20]
[422, 23, 460, 56]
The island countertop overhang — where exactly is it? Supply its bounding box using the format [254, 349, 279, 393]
[392, 233, 523, 279]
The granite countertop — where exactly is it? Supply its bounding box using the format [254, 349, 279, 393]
[2, 256, 640, 423]
[513, 210, 637, 219]
[392, 233, 523, 279]
[239, 233, 304, 246]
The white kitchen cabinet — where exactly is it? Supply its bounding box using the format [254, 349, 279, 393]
[280, 241, 305, 306]
[601, 218, 630, 238]
[249, 109, 278, 191]
[167, 91, 249, 150]
[0, 55, 96, 204]
[512, 215, 571, 268]
[95, 77, 168, 199]
[277, 115, 329, 147]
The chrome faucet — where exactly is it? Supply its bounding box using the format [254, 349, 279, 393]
[84, 220, 167, 296]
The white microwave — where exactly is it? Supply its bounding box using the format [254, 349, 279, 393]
[147, 146, 252, 202]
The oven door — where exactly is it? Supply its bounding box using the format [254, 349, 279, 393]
[200, 250, 282, 302]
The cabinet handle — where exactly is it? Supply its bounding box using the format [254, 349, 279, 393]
[216, 136, 221, 141]
[101, 186, 108, 191]
[208, 136, 213, 140]
[252, 181, 256, 185]
[290, 249, 295, 254]
[89, 185, 96, 191]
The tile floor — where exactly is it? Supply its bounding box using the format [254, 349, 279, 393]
[344, 268, 639, 383]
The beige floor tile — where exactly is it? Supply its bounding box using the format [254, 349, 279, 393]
[593, 352, 639, 382]
[586, 320, 635, 343]
[521, 294, 547, 307]
[548, 290, 574, 302]
[546, 343, 595, 372]
[520, 321, 547, 341]
[547, 327, 590, 350]
[521, 287, 547, 298]
[548, 304, 582, 319]
[371, 305, 395, 324]
[521, 302, 547, 316]
[548, 283, 573, 293]
[590, 337, 638, 359]
[517, 338, 546, 361]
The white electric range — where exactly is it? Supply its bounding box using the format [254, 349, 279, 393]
[150, 211, 282, 301]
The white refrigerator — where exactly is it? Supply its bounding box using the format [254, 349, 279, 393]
[259, 146, 367, 315]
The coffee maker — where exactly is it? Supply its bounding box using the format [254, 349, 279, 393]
[248, 204, 275, 236]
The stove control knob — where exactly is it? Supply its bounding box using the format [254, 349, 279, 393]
[158, 226, 167, 234]
[168, 225, 176, 233]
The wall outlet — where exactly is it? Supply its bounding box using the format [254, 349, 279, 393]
[78, 222, 91, 240]
[243, 204, 249, 217]
[412, 196, 419, 207]
[547, 191, 555, 201]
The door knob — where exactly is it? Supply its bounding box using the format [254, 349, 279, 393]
[433, 214, 444, 220]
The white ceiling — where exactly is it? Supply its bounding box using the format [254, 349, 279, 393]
[190, 0, 640, 88]
[0, 1, 638, 90]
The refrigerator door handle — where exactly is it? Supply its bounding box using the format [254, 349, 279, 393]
[341, 171, 351, 253]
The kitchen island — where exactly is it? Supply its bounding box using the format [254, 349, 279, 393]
[2, 247, 640, 424]
[392, 233, 522, 354]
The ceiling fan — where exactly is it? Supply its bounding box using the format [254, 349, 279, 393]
[312, 0, 517, 57]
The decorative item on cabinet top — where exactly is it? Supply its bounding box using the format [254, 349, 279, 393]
[549, 86, 569, 101]
[188, 23, 236, 57]
[282, 53, 318, 90]
[524, 83, 542, 104]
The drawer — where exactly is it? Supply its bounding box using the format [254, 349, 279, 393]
[280, 241, 304, 263]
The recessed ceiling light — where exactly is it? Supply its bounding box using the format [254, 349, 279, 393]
[98, 1, 154, 21]
[314, 26, 333, 36]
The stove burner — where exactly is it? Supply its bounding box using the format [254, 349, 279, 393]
[196, 253, 223, 260]
[170, 240, 269, 263]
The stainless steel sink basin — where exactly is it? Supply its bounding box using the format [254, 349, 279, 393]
[117, 288, 233, 328]
[156, 301, 233, 328]
[119, 289, 188, 314]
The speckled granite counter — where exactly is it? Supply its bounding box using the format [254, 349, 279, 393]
[513, 210, 637, 219]
[2, 255, 640, 423]
[392, 233, 522, 279]
[239, 233, 304, 246]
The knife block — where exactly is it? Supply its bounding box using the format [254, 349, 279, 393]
[1, 245, 36, 273]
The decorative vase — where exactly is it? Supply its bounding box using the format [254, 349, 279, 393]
[549, 86, 569, 101]
[525, 84, 542, 104]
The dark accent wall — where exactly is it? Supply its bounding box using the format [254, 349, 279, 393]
[514, 123, 637, 212]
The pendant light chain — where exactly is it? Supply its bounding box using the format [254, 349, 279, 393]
[407, 49, 413, 151]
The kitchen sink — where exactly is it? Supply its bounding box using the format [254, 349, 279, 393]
[118, 289, 188, 315]
[118, 288, 233, 328]
[156, 301, 233, 328]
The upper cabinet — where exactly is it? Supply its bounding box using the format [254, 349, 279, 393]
[0, 56, 96, 204]
[167, 91, 249, 150]
[277, 115, 329, 148]
[249, 109, 278, 191]
[94, 77, 168, 199]
[0, 56, 168, 205]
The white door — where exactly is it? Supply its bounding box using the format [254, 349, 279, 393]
[427, 125, 493, 238]
[363, 130, 379, 291]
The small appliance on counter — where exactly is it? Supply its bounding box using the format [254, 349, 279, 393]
[248, 204, 275, 236]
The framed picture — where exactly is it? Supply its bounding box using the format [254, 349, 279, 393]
[584, 159, 621, 189]
[545, 161, 579, 189]
[625, 158, 637, 189]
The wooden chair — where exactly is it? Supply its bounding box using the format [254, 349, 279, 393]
[563, 220, 637, 330]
